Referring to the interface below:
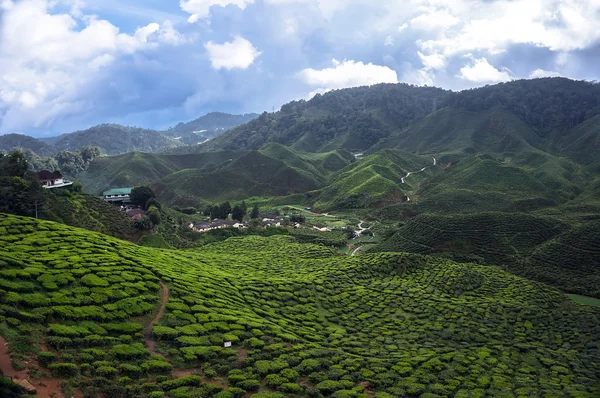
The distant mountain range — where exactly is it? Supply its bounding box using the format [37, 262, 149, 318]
[0, 112, 259, 156]
[162, 112, 259, 146]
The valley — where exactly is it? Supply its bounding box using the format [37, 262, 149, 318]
[2, 77, 600, 397]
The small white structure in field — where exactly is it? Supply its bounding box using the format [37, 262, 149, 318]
[224, 341, 232, 348]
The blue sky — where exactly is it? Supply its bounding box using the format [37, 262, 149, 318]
[0, 0, 599, 137]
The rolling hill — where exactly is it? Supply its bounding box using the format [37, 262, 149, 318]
[308, 149, 435, 210]
[0, 214, 599, 397]
[76, 144, 355, 208]
[154, 151, 323, 207]
[76, 150, 247, 195]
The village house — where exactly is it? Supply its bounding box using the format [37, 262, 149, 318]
[192, 222, 212, 232]
[125, 208, 146, 220]
[103, 188, 133, 204]
[190, 220, 248, 233]
[38, 170, 73, 189]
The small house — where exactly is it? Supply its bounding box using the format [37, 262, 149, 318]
[38, 170, 72, 189]
[211, 219, 236, 229]
[103, 188, 133, 203]
[193, 222, 212, 232]
[125, 208, 146, 220]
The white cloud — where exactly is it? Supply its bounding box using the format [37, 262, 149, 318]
[410, 9, 459, 31]
[384, 35, 394, 46]
[458, 58, 513, 83]
[204, 36, 261, 70]
[298, 59, 398, 97]
[418, 0, 600, 56]
[418, 51, 446, 71]
[180, 0, 254, 22]
[0, 0, 183, 132]
[529, 69, 562, 78]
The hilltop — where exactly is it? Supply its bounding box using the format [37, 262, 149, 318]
[0, 112, 257, 158]
[0, 214, 598, 397]
[199, 78, 600, 162]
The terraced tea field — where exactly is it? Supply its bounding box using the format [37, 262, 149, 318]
[0, 214, 599, 397]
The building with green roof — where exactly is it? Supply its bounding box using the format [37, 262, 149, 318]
[102, 188, 133, 203]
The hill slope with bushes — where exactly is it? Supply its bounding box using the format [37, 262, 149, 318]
[0, 214, 599, 397]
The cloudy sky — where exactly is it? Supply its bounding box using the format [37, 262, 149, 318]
[0, 0, 599, 137]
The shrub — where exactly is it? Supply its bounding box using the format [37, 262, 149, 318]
[279, 382, 303, 394]
[81, 273, 109, 287]
[237, 379, 261, 391]
[38, 351, 57, 367]
[95, 366, 118, 378]
[141, 360, 173, 375]
[49, 362, 78, 377]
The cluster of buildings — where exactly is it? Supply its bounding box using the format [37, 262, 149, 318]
[189, 213, 298, 233]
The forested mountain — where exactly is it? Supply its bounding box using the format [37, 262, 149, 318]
[200, 78, 600, 162]
[51, 124, 182, 155]
[198, 84, 447, 153]
[0, 133, 54, 157]
[163, 112, 259, 146]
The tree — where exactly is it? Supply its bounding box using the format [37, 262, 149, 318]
[147, 206, 161, 226]
[55, 151, 85, 176]
[232, 205, 246, 222]
[130, 186, 156, 206]
[218, 202, 232, 219]
[250, 204, 260, 219]
[133, 216, 152, 230]
[80, 146, 101, 163]
[145, 198, 162, 211]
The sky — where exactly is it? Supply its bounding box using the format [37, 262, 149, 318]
[0, 0, 599, 137]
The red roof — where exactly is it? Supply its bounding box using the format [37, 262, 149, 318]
[38, 170, 61, 181]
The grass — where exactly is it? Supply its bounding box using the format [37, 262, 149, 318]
[568, 294, 600, 307]
[0, 213, 599, 397]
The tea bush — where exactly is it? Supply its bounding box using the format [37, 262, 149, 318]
[0, 213, 599, 397]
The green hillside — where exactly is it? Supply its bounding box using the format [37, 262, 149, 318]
[259, 142, 354, 185]
[201, 83, 447, 152]
[201, 79, 600, 164]
[369, 212, 600, 298]
[373, 107, 543, 156]
[526, 221, 600, 297]
[309, 149, 434, 210]
[77, 151, 247, 195]
[1, 214, 599, 397]
[43, 191, 137, 241]
[155, 151, 321, 207]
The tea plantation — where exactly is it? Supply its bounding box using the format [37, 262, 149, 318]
[1, 213, 599, 397]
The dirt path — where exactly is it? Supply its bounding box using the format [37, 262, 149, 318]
[145, 281, 169, 356]
[0, 335, 73, 398]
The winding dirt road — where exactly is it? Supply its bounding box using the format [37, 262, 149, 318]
[401, 157, 437, 201]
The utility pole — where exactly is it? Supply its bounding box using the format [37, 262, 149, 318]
[33, 200, 42, 219]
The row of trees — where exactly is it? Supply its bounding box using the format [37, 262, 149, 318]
[23, 146, 101, 176]
[203, 201, 260, 222]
